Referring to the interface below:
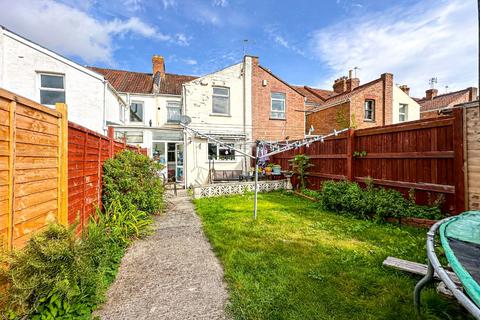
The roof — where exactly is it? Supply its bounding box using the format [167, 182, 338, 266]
[292, 86, 324, 105]
[417, 89, 472, 112]
[87, 66, 197, 95]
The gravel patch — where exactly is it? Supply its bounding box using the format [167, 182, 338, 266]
[95, 190, 229, 320]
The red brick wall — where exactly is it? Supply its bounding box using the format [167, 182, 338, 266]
[252, 58, 305, 141]
[306, 102, 350, 135]
[420, 89, 476, 119]
[306, 74, 394, 134]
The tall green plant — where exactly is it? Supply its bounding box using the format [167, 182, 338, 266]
[103, 150, 164, 214]
[289, 154, 313, 189]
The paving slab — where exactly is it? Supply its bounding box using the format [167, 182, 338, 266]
[95, 190, 229, 320]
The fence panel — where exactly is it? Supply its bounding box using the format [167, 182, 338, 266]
[465, 104, 480, 210]
[272, 111, 465, 214]
[0, 89, 65, 250]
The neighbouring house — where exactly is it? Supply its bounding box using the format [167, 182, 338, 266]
[0, 26, 126, 134]
[88, 56, 197, 184]
[251, 57, 306, 141]
[417, 87, 478, 119]
[301, 71, 421, 135]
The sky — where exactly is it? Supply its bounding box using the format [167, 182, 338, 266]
[0, 0, 477, 97]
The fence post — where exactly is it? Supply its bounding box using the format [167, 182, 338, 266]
[7, 100, 16, 250]
[55, 103, 69, 226]
[346, 128, 355, 181]
[107, 126, 114, 157]
[453, 108, 466, 213]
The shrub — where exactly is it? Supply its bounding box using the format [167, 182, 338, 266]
[319, 180, 444, 221]
[103, 150, 164, 214]
[289, 154, 313, 189]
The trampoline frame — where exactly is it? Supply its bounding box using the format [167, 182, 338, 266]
[414, 217, 480, 319]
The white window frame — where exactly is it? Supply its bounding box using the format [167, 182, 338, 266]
[167, 101, 182, 123]
[208, 142, 236, 161]
[364, 100, 375, 121]
[115, 130, 144, 144]
[270, 92, 286, 119]
[37, 72, 66, 106]
[399, 103, 408, 122]
[212, 86, 230, 115]
[129, 101, 144, 124]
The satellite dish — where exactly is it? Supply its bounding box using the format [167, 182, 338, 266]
[180, 115, 192, 125]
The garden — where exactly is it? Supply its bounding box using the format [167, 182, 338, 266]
[194, 191, 471, 319]
[0, 151, 164, 320]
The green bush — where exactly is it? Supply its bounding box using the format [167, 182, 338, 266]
[319, 180, 443, 221]
[1, 150, 163, 319]
[103, 150, 164, 214]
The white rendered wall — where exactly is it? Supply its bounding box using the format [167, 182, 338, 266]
[0, 30, 122, 134]
[392, 85, 421, 124]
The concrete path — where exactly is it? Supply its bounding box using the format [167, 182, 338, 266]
[96, 189, 229, 320]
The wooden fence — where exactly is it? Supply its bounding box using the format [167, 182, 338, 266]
[464, 102, 480, 210]
[0, 88, 146, 250]
[272, 109, 465, 214]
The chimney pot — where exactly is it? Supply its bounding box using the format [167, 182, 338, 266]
[399, 85, 410, 96]
[152, 55, 165, 77]
[348, 69, 352, 79]
[425, 88, 438, 100]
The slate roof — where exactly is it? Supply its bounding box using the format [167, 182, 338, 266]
[416, 89, 471, 111]
[87, 66, 197, 95]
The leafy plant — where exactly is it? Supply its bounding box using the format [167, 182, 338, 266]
[289, 154, 313, 189]
[103, 150, 164, 214]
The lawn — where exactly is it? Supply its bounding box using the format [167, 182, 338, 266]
[194, 191, 471, 320]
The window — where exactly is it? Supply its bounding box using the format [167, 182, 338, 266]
[399, 103, 408, 122]
[212, 87, 230, 115]
[270, 92, 286, 119]
[119, 105, 125, 123]
[364, 100, 375, 121]
[39, 73, 65, 105]
[208, 143, 235, 161]
[130, 102, 144, 123]
[115, 131, 143, 143]
[167, 101, 181, 123]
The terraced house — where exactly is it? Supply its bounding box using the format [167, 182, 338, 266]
[417, 87, 478, 118]
[89, 55, 305, 186]
[296, 71, 422, 135]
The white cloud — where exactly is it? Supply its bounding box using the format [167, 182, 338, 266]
[183, 58, 197, 65]
[310, 0, 478, 97]
[161, 0, 176, 9]
[0, 0, 188, 64]
[265, 27, 305, 56]
[123, 0, 143, 12]
[212, 0, 228, 7]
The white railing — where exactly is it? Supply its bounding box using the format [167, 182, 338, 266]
[192, 179, 287, 198]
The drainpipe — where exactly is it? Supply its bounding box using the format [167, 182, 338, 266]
[182, 84, 188, 189]
[103, 81, 107, 134]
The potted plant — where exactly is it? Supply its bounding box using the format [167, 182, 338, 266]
[272, 164, 282, 175]
[289, 154, 313, 189]
[265, 163, 274, 175]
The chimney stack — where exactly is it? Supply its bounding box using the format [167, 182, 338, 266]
[345, 69, 360, 92]
[425, 88, 438, 100]
[399, 85, 410, 96]
[333, 76, 348, 94]
[152, 55, 165, 77]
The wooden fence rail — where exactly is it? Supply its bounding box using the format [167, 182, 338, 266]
[0, 88, 146, 250]
[272, 109, 465, 214]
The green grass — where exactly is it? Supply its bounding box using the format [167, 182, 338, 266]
[194, 191, 471, 320]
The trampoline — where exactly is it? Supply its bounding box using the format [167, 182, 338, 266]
[414, 211, 480, 319]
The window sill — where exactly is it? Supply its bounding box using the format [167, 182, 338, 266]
[209, 113, 231, 117]
[363, 119, 375, 122]
[269, 118, 286, 121]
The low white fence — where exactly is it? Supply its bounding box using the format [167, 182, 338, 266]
[192, 179, 287, 198]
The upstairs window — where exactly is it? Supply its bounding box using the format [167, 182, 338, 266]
[399, 103, 408, 122]
[39, 73, 65, 105]
[212, 87, 230, 115]
[364, 100, 375, 121]
[130, 102, 144, 123]
[167, 101, 181, 123]
[270, 92, 286, 119]
[208, 143, 235, 161]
